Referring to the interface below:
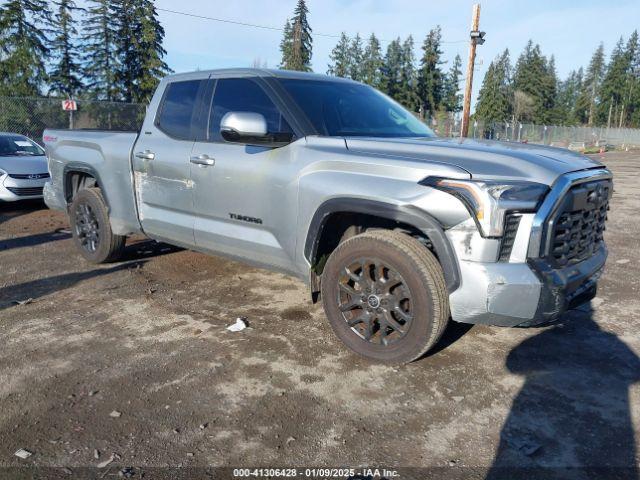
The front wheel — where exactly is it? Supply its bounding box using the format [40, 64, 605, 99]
[321, 229, 449, 364]
[69, 187, 125, 263]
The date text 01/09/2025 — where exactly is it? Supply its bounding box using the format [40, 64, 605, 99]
[232, 468, 400, 478]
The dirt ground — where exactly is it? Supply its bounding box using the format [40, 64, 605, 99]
[0, 151, 639, 479]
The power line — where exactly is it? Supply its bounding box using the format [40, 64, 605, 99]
[156, 7, 468, 44]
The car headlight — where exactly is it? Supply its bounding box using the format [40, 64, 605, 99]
[420, 177, 549, 237]
[0, 168, 6, 177]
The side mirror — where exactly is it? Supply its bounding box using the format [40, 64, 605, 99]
[220, 111, 293, 147]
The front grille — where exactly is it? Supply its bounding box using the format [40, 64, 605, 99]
[8, 172, 49, 180]
[6, 186, 44, 197]
[547, 179, 611, 267]
[498, 214, 522, 261]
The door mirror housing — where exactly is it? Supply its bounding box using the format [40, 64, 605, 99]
[220, 111, 293, 147]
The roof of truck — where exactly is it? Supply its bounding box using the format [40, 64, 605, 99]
[164, 68, 356, 83]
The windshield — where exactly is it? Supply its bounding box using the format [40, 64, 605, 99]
[277, 79, 435, 138]
[0, 135, 45, 156]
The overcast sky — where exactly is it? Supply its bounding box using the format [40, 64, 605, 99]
[156, 0, 640, 105]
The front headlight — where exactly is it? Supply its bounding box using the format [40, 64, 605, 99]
[420, 177, 549, 237]
[0, 168, 6, 177]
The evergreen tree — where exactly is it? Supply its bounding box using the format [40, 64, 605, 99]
[513, 40, 556, 123]
[327, 32, 350, 78]
[349, 34, 363, 81]
[576, 43, 605, 125]
[397, 35, 418, 110]
[621, 31, 638, 127]
[0, 0, 51, 96]
[49, 0, 83, 97]
[361, 33, 383, 88]
[136, 0, 170, 102]
[442, 54, 463, 112]
[597, 37, 631, 126]
[417, 26, 445, 115]
[112, 0, 170, 103]
[82, 0, 119, 101]
[475, 49, 512, 123]
[544, 55, 560, 123]
[278, 18, 293, 69]
[279, 0, 312, 71]
[627, 31, 640, 127]
[381, 37, 403, 101]
[556, 68, 583, 125]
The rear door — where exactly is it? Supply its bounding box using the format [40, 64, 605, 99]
[132, 78, 208, 246]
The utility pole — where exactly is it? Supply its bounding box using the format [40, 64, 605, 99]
[461, 4, 484, 138]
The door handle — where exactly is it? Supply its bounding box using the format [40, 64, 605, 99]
[190, 154, 215, 166]
[135, 150, 155, 160]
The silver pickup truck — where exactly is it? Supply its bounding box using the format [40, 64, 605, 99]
[43, 68, 612, 364]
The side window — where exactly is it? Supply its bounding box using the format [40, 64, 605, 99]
[156, 80, 203, 140]
[208, 78, 292, 141]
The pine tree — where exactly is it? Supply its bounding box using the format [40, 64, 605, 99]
[513, 40, 556, 123]
[0, 0, 51, 96]
[112, 0, 170, 103]
[279, 0, 312, 71]
[135, 0, 170, 102]
[397, 35, 418, 110]
[49, 0, 83, 97]
[417, 26, 445, 115]
[82, 0, 119, 101]
[621, 31, 638, 127]
[442, 54, 463, 112]
[544, 55, 560, 123]
[475, 49, 512, 123]
[597, 37, 631, 126]
[278, 18, 293, 69]
[113, 0, 137, 102]
[627, 31, 640, 127]
[381, 37, 403, 101]
[361, 33, 383, 89]
[556, 68, 583, 125]
[348, 34, 363, 81]
[327, 33, 351, 78]
[576, 43, 605, 125]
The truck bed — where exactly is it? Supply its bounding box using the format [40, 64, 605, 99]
[43, 129, 143, 236]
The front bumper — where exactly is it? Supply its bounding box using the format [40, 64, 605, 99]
[446, 168, 611, 327]
[449, 246, 605, 327]
[0, 174, 47, 201]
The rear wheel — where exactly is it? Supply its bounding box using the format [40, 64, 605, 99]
[69, 187, 125, 263]
[321, 229, 449, 364]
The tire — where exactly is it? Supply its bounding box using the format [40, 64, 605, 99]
[321, 229, 449, 364]
[69, 187, 125, 263]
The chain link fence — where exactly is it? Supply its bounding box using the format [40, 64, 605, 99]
[426, 113, 640, 151]
[0, 96, 146, 144]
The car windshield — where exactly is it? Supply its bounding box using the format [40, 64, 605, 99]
[0, 135, 45, 156]
[277, 78, 435, 138]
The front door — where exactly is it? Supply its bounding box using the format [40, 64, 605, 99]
[190, 77, 298, 272]
[133, 78, 207, 246]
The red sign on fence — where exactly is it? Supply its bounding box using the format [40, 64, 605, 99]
[62, 99, 77, 111]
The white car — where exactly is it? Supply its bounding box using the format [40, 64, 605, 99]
[0, 132, 50, 201]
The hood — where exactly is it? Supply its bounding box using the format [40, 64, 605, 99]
[0, 155, 48, 175]
[345, 136, 603, 186]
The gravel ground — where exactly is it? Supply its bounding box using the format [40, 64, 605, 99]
[0, 151, 638, 479]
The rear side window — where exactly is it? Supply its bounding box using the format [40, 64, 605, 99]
[208, 78, 292, 141]
[156, 80, 203, 140]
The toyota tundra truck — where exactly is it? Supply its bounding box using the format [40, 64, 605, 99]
[42, 69, 612, 364]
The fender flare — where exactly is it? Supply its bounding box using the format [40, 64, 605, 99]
[304, 198, 460, 293]
[62, 163, 110, 210]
